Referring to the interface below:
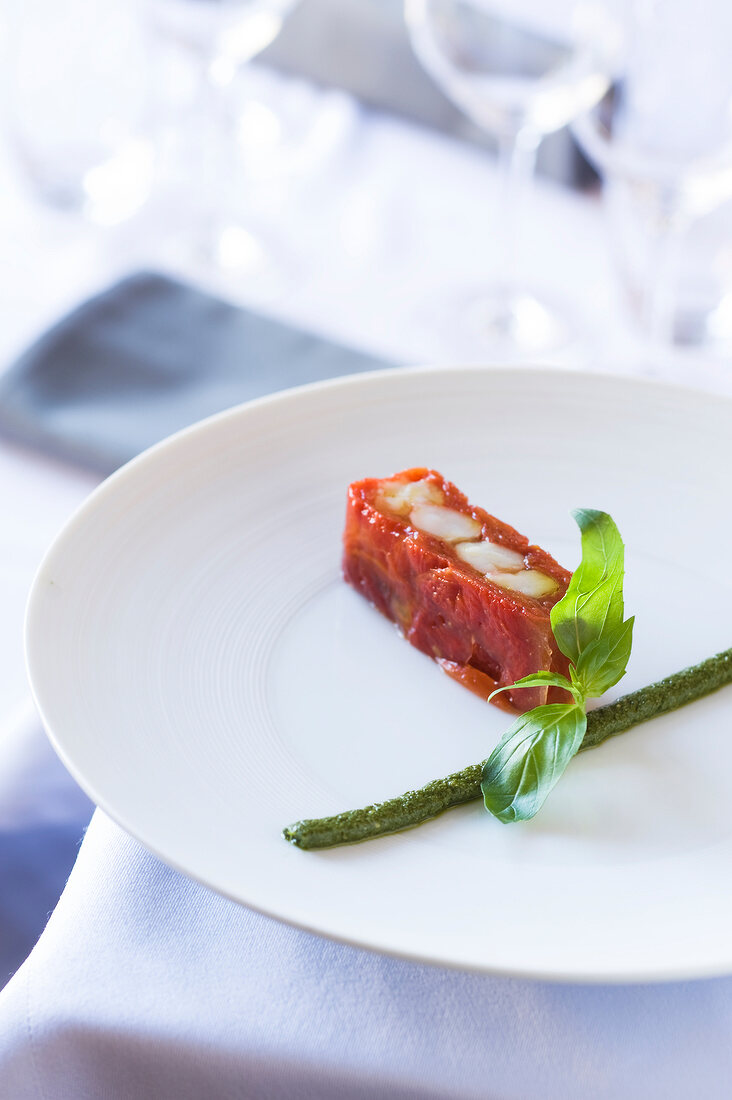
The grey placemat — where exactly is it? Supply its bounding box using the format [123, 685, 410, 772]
[0, 272, 392, 475]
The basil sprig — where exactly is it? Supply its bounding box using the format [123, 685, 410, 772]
[481, 510, 634, 823]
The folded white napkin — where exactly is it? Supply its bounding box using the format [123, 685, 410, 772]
[2, 720, 732, 1100]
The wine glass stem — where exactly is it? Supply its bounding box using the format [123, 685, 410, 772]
[192, 52, 234, 256]
[495, 128, 540, 310]
[645, 204, 684, 349]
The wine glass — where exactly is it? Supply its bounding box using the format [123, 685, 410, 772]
[572, 1, 732, 360]
[147, 0, 299, 270]
[404, 0, 621, 357]
[4, 0, 154, 225]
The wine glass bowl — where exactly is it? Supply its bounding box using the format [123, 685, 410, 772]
[150, 0, 296, 74]
[148, 0, 300, 276]
[405, 0, 612, 141]
[571, 5, 732, 355]
[5, 0, 155, 224]
[574, 87, 732, 225]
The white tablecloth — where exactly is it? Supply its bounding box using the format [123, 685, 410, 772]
[3, 791, 732, 1100]
[1, 64, 732, 1100]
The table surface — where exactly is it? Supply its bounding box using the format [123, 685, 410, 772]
[2, 61, 732, 1099]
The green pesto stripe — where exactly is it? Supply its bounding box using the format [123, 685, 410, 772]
[283, 647, 732, 850]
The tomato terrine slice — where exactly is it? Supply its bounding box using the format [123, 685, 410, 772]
[342, 467, 572, 714]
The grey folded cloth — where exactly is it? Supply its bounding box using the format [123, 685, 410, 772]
[0, 272, 392, 475]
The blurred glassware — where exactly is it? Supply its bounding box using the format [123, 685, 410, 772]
[404, 0, 621, 357]
[146, 0, 299, 271]
[572, 2, 732, 360]
[4, 0, 154, 225]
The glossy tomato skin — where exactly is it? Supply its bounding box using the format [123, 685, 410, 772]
[343, 468, 571, 714]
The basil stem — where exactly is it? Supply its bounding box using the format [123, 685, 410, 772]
[282, 647, 732, 850]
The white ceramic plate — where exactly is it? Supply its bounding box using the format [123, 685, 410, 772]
[26, 367, 732, 982]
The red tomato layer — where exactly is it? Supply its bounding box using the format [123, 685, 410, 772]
[342, 468, 572, 714]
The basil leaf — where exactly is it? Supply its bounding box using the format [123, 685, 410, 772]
[574, 617, 635, 698]
[550, 509, 627, 667]
[481, 703, 587, 823]
[488, 671, 579, 704]
[481, 509, 633, 826]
